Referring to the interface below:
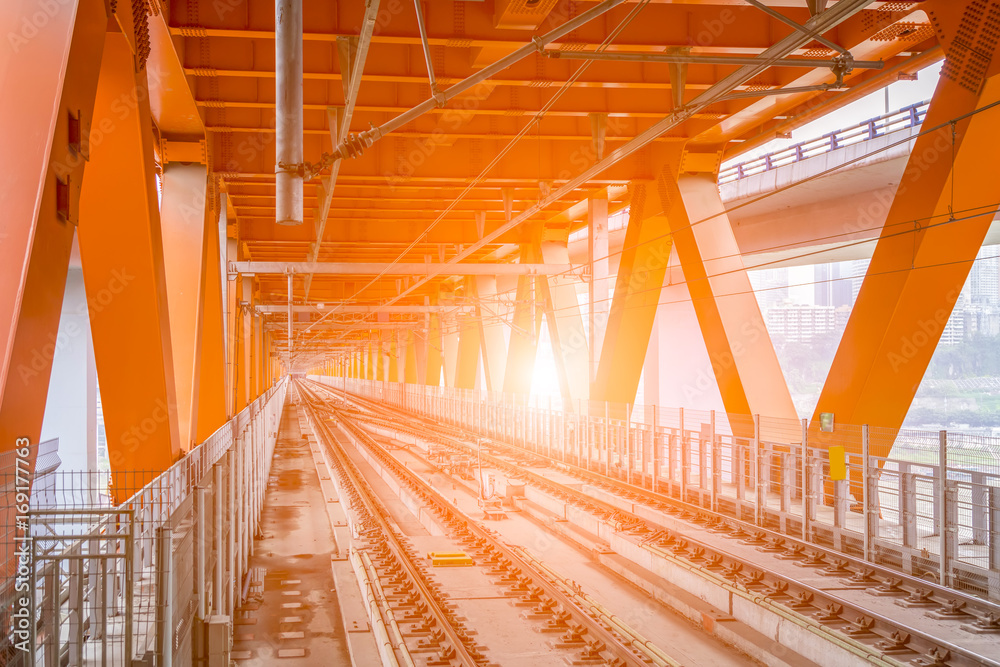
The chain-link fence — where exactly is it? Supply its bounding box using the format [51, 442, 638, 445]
[1, 379, 288, 666]
[321, 376, 1000, 602]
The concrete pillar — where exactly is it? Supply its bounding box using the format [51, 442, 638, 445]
[40, 265, 98, 473]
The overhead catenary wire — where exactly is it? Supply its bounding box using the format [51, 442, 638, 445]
[294, 1, 654, 353]
[299, 95, 1000, 360]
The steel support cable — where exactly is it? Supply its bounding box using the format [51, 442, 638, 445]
[294, 1, 652, 351]
[299, 0, 879, 356]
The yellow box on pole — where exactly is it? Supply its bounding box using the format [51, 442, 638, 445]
[829, 445, 847, 481]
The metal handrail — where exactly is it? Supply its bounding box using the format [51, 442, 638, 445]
[719, 100, 930, 184]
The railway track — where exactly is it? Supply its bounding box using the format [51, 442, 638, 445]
[296, 380, 686, 667]
[309, 380, 1000, 667]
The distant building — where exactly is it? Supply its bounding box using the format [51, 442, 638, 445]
[969, 246, 999, 307]
[766, 304, 838, 343]
[814, 263, 853, 308]
[750, 268, 790, 311]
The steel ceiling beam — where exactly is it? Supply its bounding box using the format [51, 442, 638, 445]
[314, 0, 628, 165]
[304, 0, 381, 297]
[542, 50, 883, 70]
[318, 0, 878, 340]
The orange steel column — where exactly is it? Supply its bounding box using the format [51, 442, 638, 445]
[160, 164, 208, 452]
[455, 316, 481, 390]
[0, 0, 107, 474]
[238, 276, 253, 409]
[388, 336, 400, 383]
[664, 173, 798, 430]
[226, 238, 238, 416]
[592, 173, 676, 408]
[197, 202, 228, 439]
[425, 313, 444, 386]
[404, 331, 419, 384]
[78, 32, 181, 474]
[816, 20, 1000, 450]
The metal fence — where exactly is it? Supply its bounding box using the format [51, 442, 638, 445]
[1, 378, 288, 666]
[317, 376, 1000, 602]
[718, 100, 929, 184]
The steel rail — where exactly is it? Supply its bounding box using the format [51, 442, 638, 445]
[304, 384, 681, 667]
[296, 385, 483, 666]
[323, 383, 1000, 667]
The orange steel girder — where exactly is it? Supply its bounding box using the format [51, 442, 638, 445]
[455, 316, 482, 391]
[815, 4, 1000, 450]
[160, 163, 209, 452]
[665, 174, 797, 427]
[0, 0, 107, 473]
[197, 200, 228, 440]
[78, 32, 182, 475]
[426, 313, 444, 386]
[592, 148, 683, 407]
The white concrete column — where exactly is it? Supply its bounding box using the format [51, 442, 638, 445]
[41, 266, 98, 473]
[588, 194, 609, 382]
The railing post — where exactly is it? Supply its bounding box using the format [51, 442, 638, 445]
[604, 402, 611, 476]
[679, 407, 687, 497]
[214, 463, 224, 615]
[625, 403, 632, 485]
[862, 425, 872, 563]
[753, 414, 762, 526]
[939, 429, 949, 587]
[710, 410, 719, 512]
[801, 418, 810, 542]
[652, 408, 660, 493]
[156, 526, 174, 667]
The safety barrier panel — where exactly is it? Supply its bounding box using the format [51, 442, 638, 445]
[718, 100, 929, 184]
[2, 378, 288, 666]
[315, 376, 1000, 603]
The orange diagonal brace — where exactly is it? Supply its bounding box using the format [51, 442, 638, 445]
[455, 315, 481, 390]
[78, 33, 181, 477]
[816, 35, 1000, 452]
[0, 0, 107, 479]
[664, 173, 798, 431]
[197, 200, 229, 439]
[160, 163, 208, 452]
[592, 147, 683, 407]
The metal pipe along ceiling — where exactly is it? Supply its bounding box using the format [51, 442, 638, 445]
[275, 0, 303, 226]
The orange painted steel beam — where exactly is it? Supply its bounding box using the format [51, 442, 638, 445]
[238, 276, 253, 410]
[160, 163, 209, 452]
[404, 331, 419, 384]
[0, 0, 107, 477]
[78, 32, 182, 476]
[592, 151, 682, 407]
[455, 317, 482, 391]
[815, 7, 1000, 455]
[664, 173, 798, 433]
[425, 312, 444, 387]
[197, 198, 229, 441]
